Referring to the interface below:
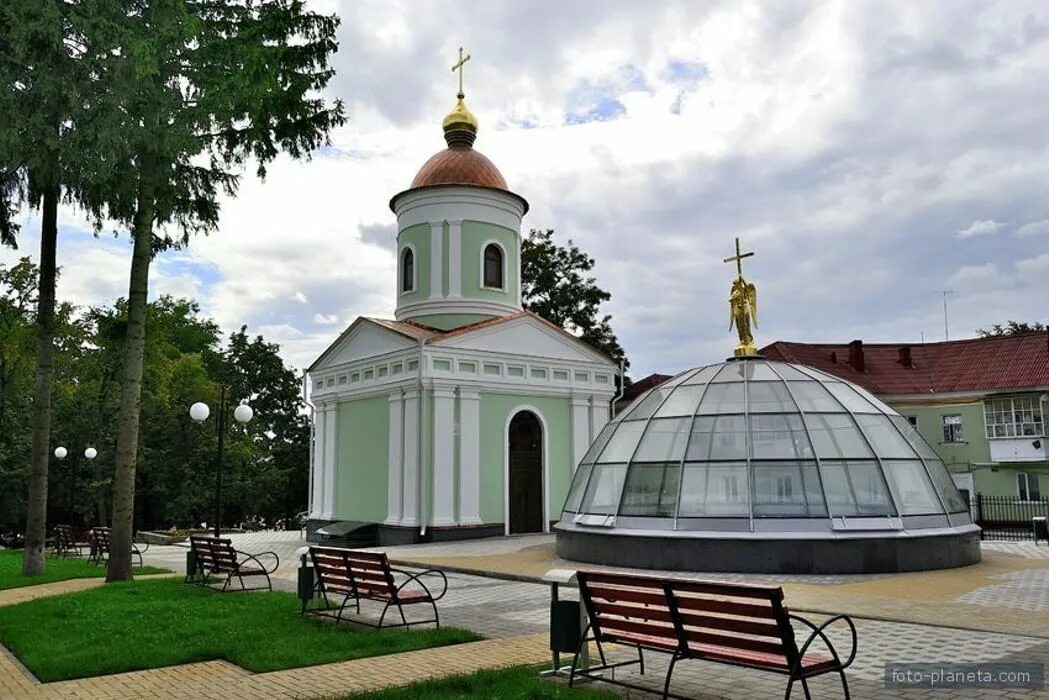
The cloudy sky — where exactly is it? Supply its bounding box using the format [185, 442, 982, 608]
[3, 0, 1048, 378]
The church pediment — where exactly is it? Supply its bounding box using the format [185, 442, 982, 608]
[310, 318, 423, 371]
[433, 314, 614, 366]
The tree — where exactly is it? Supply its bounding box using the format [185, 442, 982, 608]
[0, 0, 109, 575]
[521, 229, 629, 371]
[976, 321, 1046, 337]
[96, 0, 344, 581]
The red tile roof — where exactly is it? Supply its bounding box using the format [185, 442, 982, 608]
[620, 373, 674, 402]
[760, 332, 1049, 395]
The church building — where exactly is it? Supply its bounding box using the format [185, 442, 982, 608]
[306, 72, 617, 543]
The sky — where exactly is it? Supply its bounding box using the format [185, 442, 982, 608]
[3, 0, 1048, 378]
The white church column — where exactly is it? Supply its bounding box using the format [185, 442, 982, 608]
[401, 390, 420, 526]
[448, 219, 462, 298]
[590, 396, 608, 443]
[385, 392, 404, 525]
[459, 390, 481, 524]
[310, 403, 325, 518]
[322, 403, 337, 519]
[571, 395, 591, 471]
[432, 386, 456, 526]
[429, 221, 443, 300]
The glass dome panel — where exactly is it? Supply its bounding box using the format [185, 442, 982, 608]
[711, 363, 748, 382]
[654, 384, 705, 418]
[889, 416, 939, 462]
[620, 462, 680, 516]
[819, 460, 895, 516]
[742, 363, 781, 381]
[682, 364, 721, 385]
[750, 414, 814, 459]
[788, 382, 841, 412]
[752, 461, 826, 517]
[580, 423, 616, 464]
[747, 381, 798, 413]
[824, 382, 882, 414]
[679, 462, 749, 516]
[803, 414, 875, 459]
[563, 462, 592, 513]
[925, 457, 970, 513]
[635, 418, 691, 461]
[579, 463, 627, 514]
[770, 363, 816, 381]
[855, 414, 919, 459]
[596, 421, 646, 462]
[687, 415, 748, 460]
[622, 386, 672, 421]
[882, 459, 941, 515]
[697, 382, 746, 414]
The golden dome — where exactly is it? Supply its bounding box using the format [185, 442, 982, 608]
[442, 96, 478, 132]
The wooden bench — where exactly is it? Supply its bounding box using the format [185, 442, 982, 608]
[571, 571, 856, 700]
[50, 525, 89, 558]
[303, 546, 448, 629]
[185, 535, 279, 592]
[87, 527, 150, 567]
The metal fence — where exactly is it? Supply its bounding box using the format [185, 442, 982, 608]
[969, 494, 1049, 541]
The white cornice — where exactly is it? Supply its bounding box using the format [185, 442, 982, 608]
[395, 299, 520, 320]
[393, 187, 525, 232]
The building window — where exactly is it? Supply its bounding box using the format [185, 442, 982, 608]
[941, 414, 964, 443]
[984, 397, 1044, 438]
[483, 243, 504, 289]
[1018, 472, 1041, 501]
[400, 247, 414, 293]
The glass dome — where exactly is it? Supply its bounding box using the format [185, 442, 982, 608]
[560, 358, 971, 530]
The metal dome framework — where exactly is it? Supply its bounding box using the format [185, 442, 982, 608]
[556, 358, 980, 573]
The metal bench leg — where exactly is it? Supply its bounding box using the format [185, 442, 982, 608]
[801, 677, 813, 700]
[662, 652, 681, 700]
[637, 645, 645, 675]
[431, 599, 440, 629]
[838, 669, 851, 700]
[568, 622, 593, 688]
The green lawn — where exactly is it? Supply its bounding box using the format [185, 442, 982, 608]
[0, 578, 479, 682]
[342, 665, 617, 699]
[0, 549, 168, 590]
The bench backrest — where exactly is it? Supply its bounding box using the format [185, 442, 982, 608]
[189, 535, 239, 571]
[89, 527, 111, 552]
[576, 571, 679, 648]
[309, 547, 397, 600]
[54, 525, 74, 546]
[577, 571, 799, 667]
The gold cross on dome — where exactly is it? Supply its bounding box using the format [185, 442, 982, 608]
[723, 236, 754, 277]
[451, 46, 471, 98]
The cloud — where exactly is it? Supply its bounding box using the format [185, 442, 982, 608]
[957, 219, 1007, 238]
[5, 0, 1049, 376]
[1016, 253, 1049, 284]
[1017, 219, 1049, 237]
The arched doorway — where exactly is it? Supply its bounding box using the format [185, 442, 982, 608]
[508, 410, 543, 533]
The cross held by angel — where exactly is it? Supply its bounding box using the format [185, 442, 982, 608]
[724, 237, 758, 357]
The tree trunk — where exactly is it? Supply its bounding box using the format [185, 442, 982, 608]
[21, 182, 60, 577]
[106, 177, 155, 582]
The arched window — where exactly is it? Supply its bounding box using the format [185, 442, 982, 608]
[401, 248, 414, 293]
[483, 243, 504, 289]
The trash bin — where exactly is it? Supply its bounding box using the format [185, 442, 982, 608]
[1033, 517, 1048, 544]
[550, 600, 581, 653]
[186, 550, 197, 577]
[297, 555, 314, 612]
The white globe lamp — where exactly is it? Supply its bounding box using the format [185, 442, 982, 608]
[233, 404, 254, 424]
[84, 447, 97, 460]
[54, 446, 67, 460]
[189, 402, 210, 423]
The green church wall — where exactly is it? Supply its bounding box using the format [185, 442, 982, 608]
[477, 393, 573, 525]
[461, 221, 518, 304]
[335, 396, 389, 523]
[397, 223, 431, 301]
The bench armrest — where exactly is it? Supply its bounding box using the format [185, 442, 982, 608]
[390, 567, 448, 602]
[132, 540, 151, 555]
[789, 613, 857, 671]
[236, 549, 280, 575]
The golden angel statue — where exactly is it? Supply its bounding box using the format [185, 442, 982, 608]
[729, 276, 758, 356]
[723, 237, 759, 357]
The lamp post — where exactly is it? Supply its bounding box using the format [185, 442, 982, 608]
[54, 447, 68, 525]
[80, 448, 97, 527]
[190, 389, 254, 537]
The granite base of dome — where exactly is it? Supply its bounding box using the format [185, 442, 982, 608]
[554, 525, 982, 574]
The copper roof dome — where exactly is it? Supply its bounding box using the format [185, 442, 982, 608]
[410, 147, 508, 189]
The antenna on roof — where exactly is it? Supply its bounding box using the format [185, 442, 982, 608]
[936, 290, 955, 341]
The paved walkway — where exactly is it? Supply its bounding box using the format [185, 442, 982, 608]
[3, 535, 1049, 698]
